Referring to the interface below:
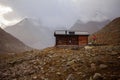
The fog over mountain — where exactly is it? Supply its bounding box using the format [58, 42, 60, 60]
[5, 18, 56, 49]
[70, 19, 110, 34]
[0, 0, 120, 28]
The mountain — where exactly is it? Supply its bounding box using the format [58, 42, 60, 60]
[0, 27, 30, 53]
[70, 20, 110, 34]
[4, 18, 55, 49]
[89, 17, 120, 45]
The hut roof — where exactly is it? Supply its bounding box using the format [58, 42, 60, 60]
[54, 30, 89, 35]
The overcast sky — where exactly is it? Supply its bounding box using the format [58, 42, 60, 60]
[0, 0, 120, 28]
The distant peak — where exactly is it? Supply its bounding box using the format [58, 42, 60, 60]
[75, 19, 83, 24]
[20, 18, 34, 23]
[76, 19, 81, 22]
[16, 17, 41, 26]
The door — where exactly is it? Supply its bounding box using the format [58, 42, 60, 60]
[79, 36, 88, 45]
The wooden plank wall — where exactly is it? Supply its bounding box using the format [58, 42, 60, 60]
[56, 35, 78, 45]
[55, 35, 88, 46]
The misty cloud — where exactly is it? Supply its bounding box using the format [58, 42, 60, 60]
[0, 4, 20, 28]
[0, 0, 120, 28]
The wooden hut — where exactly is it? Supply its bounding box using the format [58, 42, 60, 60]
[54, 30, 89, 46]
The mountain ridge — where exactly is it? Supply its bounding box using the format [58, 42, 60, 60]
[4, 18, 55, 49]
[70, 20, 110, 34]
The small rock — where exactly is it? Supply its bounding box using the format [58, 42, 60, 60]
[67, 60, 75, 66]
[66, 74, 75, 80]
[91, 63, 96, 71]
[117, 56, 120, 59]
[56, 72, 61, 75]
[85, 46, 93, 50]
[48, 54, 53, 58]
[91, 54, 96, 57]
[93, 73, 103, 80]
[89, 76, 93, 80]
[71, 47, 79, 50]
[110, 52, 118, 55]
[62, 59, 66, 62]
[33, 76, 37, 79]
[77, 72, 82, 75]
[99, 64, 108, 69]
[3, 72, 9, 76]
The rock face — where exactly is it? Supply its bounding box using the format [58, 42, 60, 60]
[0, 28, 30, 53]
[89, 17, 120, 45]
[0, 45, 120, 80]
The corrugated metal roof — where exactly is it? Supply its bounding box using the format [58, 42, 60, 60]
[54, 30, 89, 35]
[75, 31, 89, 35]
[55, 30, 66, 34]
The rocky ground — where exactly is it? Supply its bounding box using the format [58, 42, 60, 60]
[0, 45, 120, 80]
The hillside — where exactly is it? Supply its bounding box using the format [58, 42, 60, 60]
[89, 17, 120, 45]
[0, 28, 30, 53]
[4, 18, 55, 49]
[70, 20, 110, 34]
[0, 46, 120, 80]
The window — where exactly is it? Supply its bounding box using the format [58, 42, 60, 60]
[69, 31, 75, 35]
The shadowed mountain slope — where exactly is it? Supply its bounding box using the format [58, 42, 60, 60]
[89, 17, 120, 45]
[0, 27, 31, 53]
